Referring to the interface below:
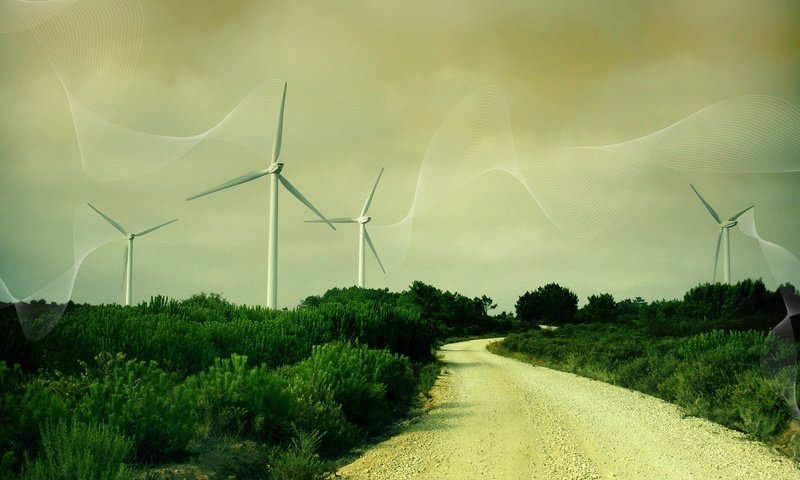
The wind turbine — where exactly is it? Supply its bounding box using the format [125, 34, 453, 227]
[307, 168, 386, 287]
[87, 203, 178, 306]
[186, 82, 334, 309]
[690, 184, 754, 284]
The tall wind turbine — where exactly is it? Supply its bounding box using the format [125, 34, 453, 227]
[87, 203, 178, 306]
[690, 184, 754, 284]
[307, 168, 386, 287]
[187, 82, 335, 309]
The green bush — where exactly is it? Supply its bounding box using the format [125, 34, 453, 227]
[729, 370, 789, 439]
[21, 419, 133, 480]
[180, 354, 295, 442]
[1, 366, 92, 476]
[286, 389, 359, 457]
[74, 353, 197, 461]
[267, 429, 331, 480]
[658, 330, 764, 419]
[283, 342, 415, 438]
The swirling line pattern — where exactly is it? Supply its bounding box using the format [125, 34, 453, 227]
[3, 0, 285, 179]
[0, 204, 121, 340]
[370, 87, 800, 268]
[2, 1, 799, 354]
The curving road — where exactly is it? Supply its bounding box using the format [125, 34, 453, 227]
[337, 338, 800, 480]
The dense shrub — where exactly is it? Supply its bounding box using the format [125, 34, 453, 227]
[72, 353, 197, 461]
[3, 294, 439, 377]
[658, 331, 764, 413]
[283, 343, 415, 437]
[20, 419, 133, 480]
[9, 372, 72, 473]
[267, 429, 331, 480]
[181, 354, 294, 442]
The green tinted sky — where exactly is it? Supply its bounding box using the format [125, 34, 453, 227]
[1, 0, 799, 311]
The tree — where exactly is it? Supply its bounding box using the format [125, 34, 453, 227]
[515, 283, 578, 326]
[576, 293, 617, 323]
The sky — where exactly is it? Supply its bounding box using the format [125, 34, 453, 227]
[1, 0, 799, 313]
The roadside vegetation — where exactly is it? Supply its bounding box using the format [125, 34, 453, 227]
[3, 278, 798, 477]
[0, 281, 507, 479]
[490, 279, 800, 460]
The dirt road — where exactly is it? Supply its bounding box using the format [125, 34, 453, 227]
[337, 338, 800, 479]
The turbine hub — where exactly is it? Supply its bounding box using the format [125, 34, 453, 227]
[267, 162, 284, 174]
[357, 216, 371, 224]
[721, 221, 737, 228]
[127, 233, 135, 240]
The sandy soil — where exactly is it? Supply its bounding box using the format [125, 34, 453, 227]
[336, 338, 800, 480]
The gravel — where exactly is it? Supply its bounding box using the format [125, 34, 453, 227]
[336, 338, 800, 480]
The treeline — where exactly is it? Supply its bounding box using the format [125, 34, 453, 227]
[496, 278, 800, 459]
[515, 278, 788, 334]
[0, 281, 507, 479]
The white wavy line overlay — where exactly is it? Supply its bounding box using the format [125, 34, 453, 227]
[0, 204, 122, 340]
[3, 0, 284, 179]
[370, 87, 800, 271]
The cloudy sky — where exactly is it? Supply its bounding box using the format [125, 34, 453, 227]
[1, 0, 799, 312]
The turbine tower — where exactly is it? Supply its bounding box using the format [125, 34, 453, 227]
[307, 168, 386, 287]
[690, 184, 754, 284]
[187, 82, 334, 309]
[87, 203, 178, 306]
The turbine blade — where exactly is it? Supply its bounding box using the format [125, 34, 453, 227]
[728, 204, 755, 222]
[122, 244, 128, 290]
[690, 184, 721, 224]
[360, 167, 384, 217]
[186, 170, 268, 201]
[134, 219, 178, 237]
[713, 230, 722, 282]
[273, 82, 287, 163]
[277, 174, 336, 230]
[364, 229, 386, 274]
[305, 218, 358, 224]
[87, 203, 127, 236]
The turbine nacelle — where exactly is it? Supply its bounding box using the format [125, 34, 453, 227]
[267, 162, 284, 175]
[357, 216, 371, 224]
[720, 221, 737, 229]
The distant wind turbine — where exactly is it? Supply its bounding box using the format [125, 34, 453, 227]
[87, 203, 178, 306]
[186, 82, 335, 309]
[690, 184, 754, 284]
[307, 168, 386, 287]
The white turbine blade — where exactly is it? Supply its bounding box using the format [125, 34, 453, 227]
[87, 203, 127, 236]
[305, 218, 358, 224]
[360, 167, 384, 217]
[134, 218, 178, 237]
[728, 204, 755, 222]
[121, 244, 128, 289]
[273, 82, 287, 163]
[690, 184, 721, 224]
[364, 229, 386, 274]
[186, 170, 268, 201]
[277, 174, 336, 230]
[713, 230, 722, 282]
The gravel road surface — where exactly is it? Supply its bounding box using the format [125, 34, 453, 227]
[336, 338, 800, 480]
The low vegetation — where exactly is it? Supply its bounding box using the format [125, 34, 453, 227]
[2, 277, 798, 476]
[0, 282, 503, 479]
